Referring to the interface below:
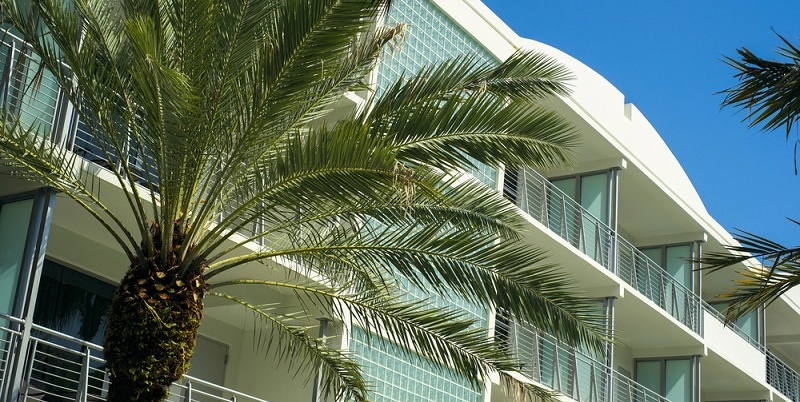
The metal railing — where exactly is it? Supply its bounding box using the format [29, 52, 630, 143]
[495, 318, 670, 402]
[510, 167, 702, 334]
[0, 313, 270, 402]
[767, 351, 800, 402]
[700, 301, 764, 351]
[0, 28, 284, 246]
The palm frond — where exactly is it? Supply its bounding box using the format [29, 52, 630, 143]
[208, 291, 369, 402]
[701, 227, 800, 321]
[206, 208, 607, 353]
[721, 32, 800, 136]
[208, 279, 561, 399]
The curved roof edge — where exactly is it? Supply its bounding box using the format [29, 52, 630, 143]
[516, 38, 711, 221]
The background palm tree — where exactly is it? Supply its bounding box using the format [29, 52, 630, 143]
[0, 0, 607, 400]
[703, 33, 800, 322]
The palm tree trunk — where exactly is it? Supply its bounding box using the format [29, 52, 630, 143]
[104, 259, 206, 401]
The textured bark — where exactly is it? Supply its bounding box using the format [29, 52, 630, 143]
[104, 223, 206, 401]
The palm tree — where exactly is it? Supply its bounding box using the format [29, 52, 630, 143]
[0, 0, 606, 400]
[703, 33, 800, 322]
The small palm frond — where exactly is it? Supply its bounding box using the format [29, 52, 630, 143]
[720, 32, 800, 136]
[701, 227, 800, 322]
[208, 291, 369, 402]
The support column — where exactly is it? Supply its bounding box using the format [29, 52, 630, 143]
[311, 317, 330, 402]
[5, 187, 57, 402]
[691, 355, 701, 402]
[607, 168, 620, 275]
[604, 297, 616, 402]
[692, 240, 704, 335]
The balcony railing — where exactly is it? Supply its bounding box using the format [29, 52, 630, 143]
[0, 313, 270, 402]
[495, 318, 669, 402]
[512, 167, 702, 334]
[701, 301, 764, 351]
[767, 350, 800, 402]
[0, 28, 276, 245]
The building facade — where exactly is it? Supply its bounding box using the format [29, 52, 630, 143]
[1, 0, 799, 401]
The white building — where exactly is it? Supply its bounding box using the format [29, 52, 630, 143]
[1, 0, 799, 401]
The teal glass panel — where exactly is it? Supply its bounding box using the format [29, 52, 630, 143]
[665, 359, 691, 402]
[580, 173, 609, 262]
[665, 245, 691, 288]
[636, 360, 661, 395]
[579, 173, 608, 223]
[641, 248, 662, 266]
[665, 245, 692, 322]
[711, 302, 759, 342]
[552, 178, 577, 199]
[0, 198, 34, 317]
[737, 310, 759, 341]
[350, 327, 482, 402]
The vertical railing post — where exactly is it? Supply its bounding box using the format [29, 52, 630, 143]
[184, 380, 193, 402]
[75, 346, 91, 402]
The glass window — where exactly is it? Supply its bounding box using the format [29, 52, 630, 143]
[665, 359, 691, 402]
[0, 198, 34, 318]
[710, 302, 760, 342]
[665, 245, 692, 288]
[580, 173, 608, 223]
[636, 360, 661, 395]
[635, 358, 693, 402]
[33, 260, 115, 344]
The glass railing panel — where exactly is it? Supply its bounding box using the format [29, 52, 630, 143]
[513, 167, 702, 334]
[767, 351, 800, 402]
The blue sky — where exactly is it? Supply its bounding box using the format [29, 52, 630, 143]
[482, 0, 800, 247]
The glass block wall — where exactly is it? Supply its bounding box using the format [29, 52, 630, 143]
[350, 327, 483, 402]
[376, 0, 499, 188]
[350, 1, 500, 400]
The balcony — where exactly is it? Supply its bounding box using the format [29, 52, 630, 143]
[495, 318, 669, 402]
[767, 351, 800, 402]
[512, 167, 702, 333]
[0, 313, 271, 402]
